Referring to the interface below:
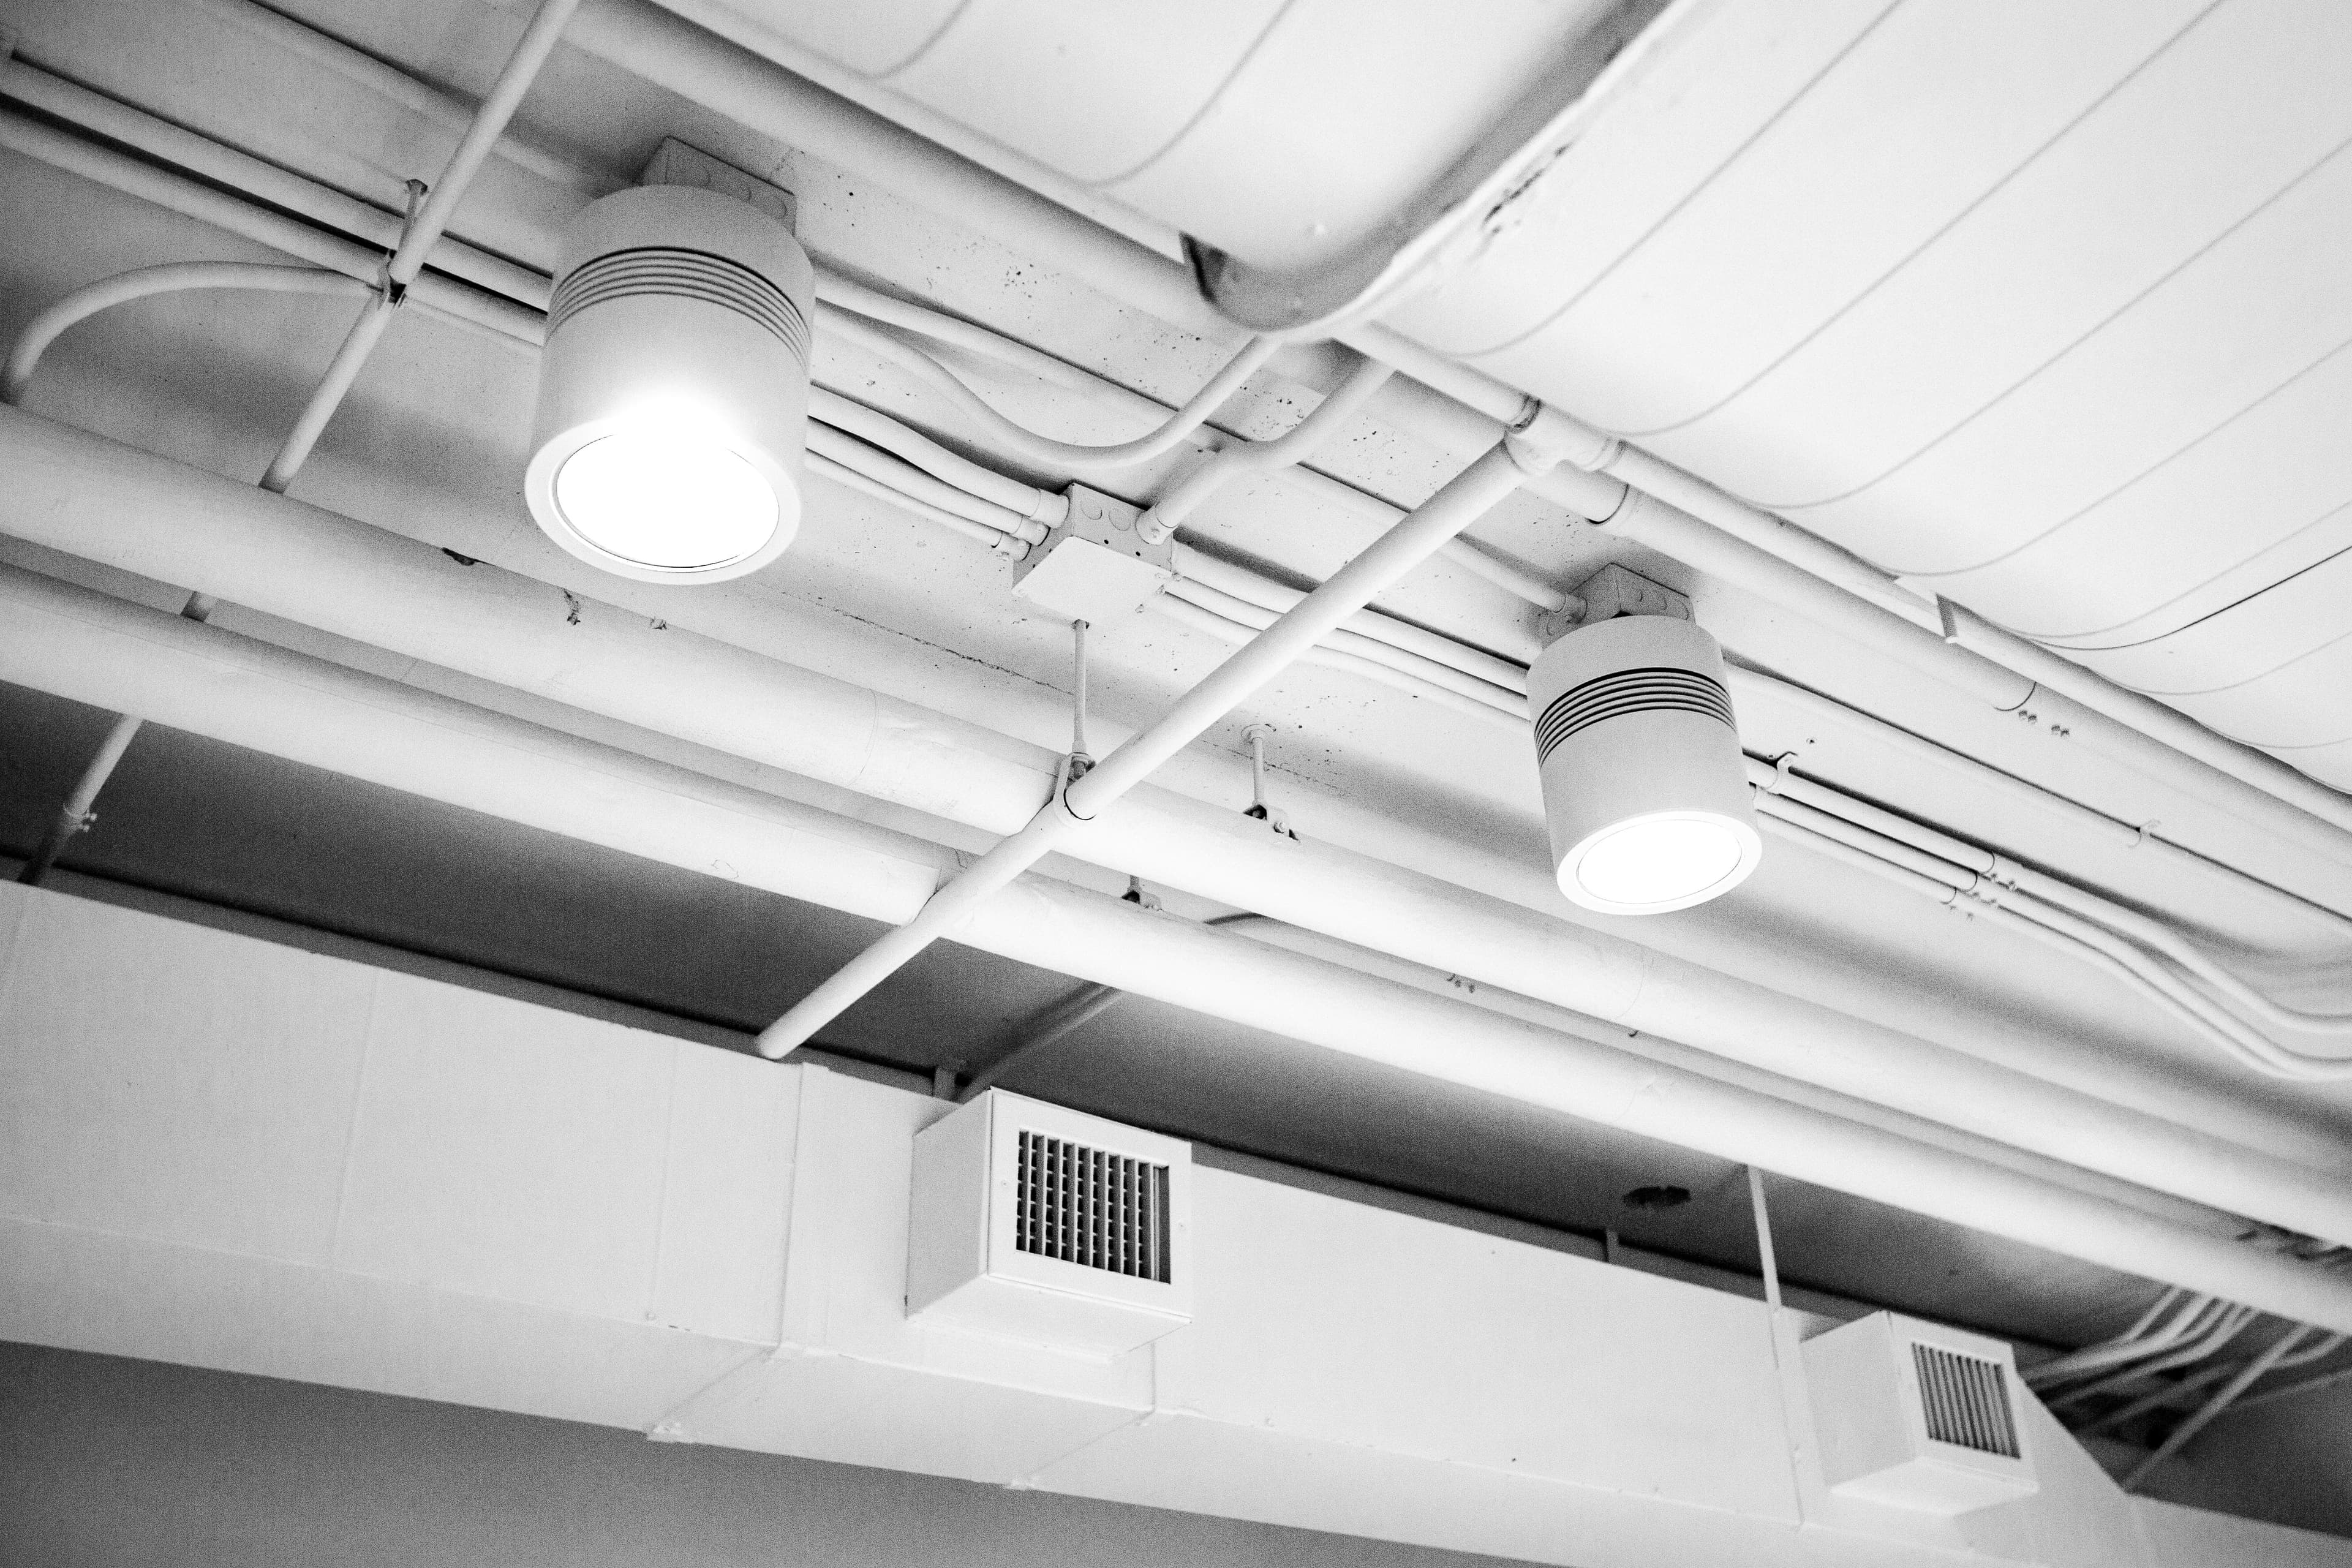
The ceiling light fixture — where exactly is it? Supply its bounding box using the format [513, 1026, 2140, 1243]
[525, 181, 813, 583]
[1530, 568, 1762, 915]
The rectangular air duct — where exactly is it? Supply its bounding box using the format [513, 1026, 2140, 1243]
[1803, 1311, 2040, 1515]
[905, 1090, 1193, 1358]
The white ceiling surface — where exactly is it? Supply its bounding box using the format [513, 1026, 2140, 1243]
[647, 0, 1629, 279]
[666, 0, 2352, 785]
[4, 0, 2352, 1149]
[1382, 0, 2352, 788]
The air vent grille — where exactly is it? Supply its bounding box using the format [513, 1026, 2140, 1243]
[549, 245, 809, 360]
[1014, 1130, 1172, 1283]
[1532, 665, 1733, 763]
[1912, 1343, 2019, 1458]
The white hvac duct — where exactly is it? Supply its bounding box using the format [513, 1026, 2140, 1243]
[9, 558, 2352, 1339]
[526, 184, 815, 581]
[4, 405, 2350, 1248]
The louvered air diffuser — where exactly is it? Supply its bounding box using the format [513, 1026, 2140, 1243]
[906, 1090, 1193, 1358]
[1803, 1312, 2038, 1514]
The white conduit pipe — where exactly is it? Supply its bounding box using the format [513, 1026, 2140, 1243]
[1161, 579, 1526, 716]
[1, 263, 372, 406]
[804, 423, 1042, 542]
[2024, 865, 2352, 1035]
[1730, 666, 2352, 940]
[1992, 894, 2351, 1082]
[187, 0, 612, 196]
[9, 405, 2352, 1240]
[1583, 462, 2352, 872]
[1150, 593, 1517, 728]
[1135, 358, 1395, 542]
[10, 562, 2352, 1336]
[2049, 1303, 2257, 1409]
[814, 271, 1121, 396]
[0, 61, 1595, 643]
[565, 0, 2352, 870]
[4, 1, 577, 889]
[0, 108, 541, 347]
[1175, 547, 1536, 695]
[2126, 1335, 2305, 1495]
[2210, 1353, 2352, 1417]
[1744, 756, 2352, 1081]
[258, 0, 581, 494]
[754, 439, 1544, 1057]
[802, 451, 1025, 559]
[2027, 1289, 2199, 1388]
[2085, 1330, 2343, 1440]
[1940, 600, 2352, 844]
[824, 311, 1277, 475]
[809, 387, 1063, 528]
[0, 59, 555, 314]
[20, 0, 2346, 1105]
[1156, 560, 2348, 1068]
[1232, 916, 2242, 1237]
[1355, 341, 2352, 869]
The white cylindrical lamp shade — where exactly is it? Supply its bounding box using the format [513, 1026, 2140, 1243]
[1529, 614, 1762, 914]
[526, 184, 814, 583]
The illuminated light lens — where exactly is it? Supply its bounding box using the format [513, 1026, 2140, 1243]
[1572, 813, 1747, 910]
[552, 429, 778, 570]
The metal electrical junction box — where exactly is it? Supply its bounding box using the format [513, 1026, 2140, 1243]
[1011, 484, 1174, 625]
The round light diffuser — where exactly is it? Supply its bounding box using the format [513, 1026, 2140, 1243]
[1528, 613, 1762, 914]
[525, 184, 813, 583]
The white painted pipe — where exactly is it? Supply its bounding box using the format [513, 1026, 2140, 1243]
[821, 311, 1278, 475]
[1136, 358, 1395, 541]
[258, 0, 581, 494]
[45, 0, 2341, 886]
[9, 560, 2352, 1335]
[2, 262, 371, 406]
[6, 404, 2350, 1242]
[755, 439, 1539, 1055]
[804, 450, 1025, 558]
[0, 58, 555, 313]
[1940, 600, 2352, 848]
[0, 107, 541, 347]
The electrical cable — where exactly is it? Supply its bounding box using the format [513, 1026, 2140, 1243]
[2, 262, 372, 405]
[809, 385, 1063, 527]
[803, 451, 1024, 557]
[823, 307, 1278, 475]
[805, 422, 1042, 542]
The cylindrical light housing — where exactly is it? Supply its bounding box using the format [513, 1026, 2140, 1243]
[1529, 614, 1762, 914]
[525, 185, 813, 583]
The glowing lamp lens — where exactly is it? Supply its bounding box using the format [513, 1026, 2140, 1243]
[552, 429, 778, 570]
[1573, 813, 1747, 910]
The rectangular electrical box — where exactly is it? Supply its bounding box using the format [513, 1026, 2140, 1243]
[1011, 484, 1174, 624]
[907, 1089, 1193, 1359]
[1803, 1311, 2039, 1515]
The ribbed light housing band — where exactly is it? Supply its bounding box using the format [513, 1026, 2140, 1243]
[1534, 666, 1735, 764]
[547, 245, 809, 361]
